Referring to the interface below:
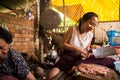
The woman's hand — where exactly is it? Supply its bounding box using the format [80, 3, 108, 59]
[74, 47, 90, 60]
[81, 49, 90, 60]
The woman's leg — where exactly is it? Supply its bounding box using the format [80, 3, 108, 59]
[47, 50, 80, 80]
[47, 67, 60, 80]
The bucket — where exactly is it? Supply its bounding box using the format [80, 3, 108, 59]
[114, 46, 120, 54]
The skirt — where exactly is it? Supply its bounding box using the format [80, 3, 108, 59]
[0, 75, 18, 80]
[54, 50, 115, 71]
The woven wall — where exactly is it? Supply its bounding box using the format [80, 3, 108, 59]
[95, 21, 120, 43]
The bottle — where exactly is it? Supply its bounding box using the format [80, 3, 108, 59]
[102, 41, 106, 47]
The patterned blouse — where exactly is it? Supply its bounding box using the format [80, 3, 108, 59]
[0, 48, 30, 79]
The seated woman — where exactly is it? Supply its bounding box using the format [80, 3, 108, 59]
[0, 27, 36, 80]
[47, 12, 116, 80]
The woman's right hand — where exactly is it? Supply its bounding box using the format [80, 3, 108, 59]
[75, 48, 90, 60]
[81, 49, 90, 60]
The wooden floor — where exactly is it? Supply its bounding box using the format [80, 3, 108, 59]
[34, 65, 120, 80]
[35, 70, 120, 80]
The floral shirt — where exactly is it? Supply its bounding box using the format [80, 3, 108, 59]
[0, 48, 30, 79]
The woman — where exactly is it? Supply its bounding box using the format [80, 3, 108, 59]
[47, 12, 115, 80]
[0, 27, 36, 80]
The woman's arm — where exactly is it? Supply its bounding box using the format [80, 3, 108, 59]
[61, 27, 74, 50]
[11, 50, 36, 80]
[23, 72, 36, 80]
[81, 37, 93, 60]
[61, 27, 84, 55]
[85, 37, 93, 51]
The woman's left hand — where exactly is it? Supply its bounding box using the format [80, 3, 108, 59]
[81, 49, 90, 60]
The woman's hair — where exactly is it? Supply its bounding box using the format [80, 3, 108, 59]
[0, 27, 13, 44]
[78, 12, 98, 29]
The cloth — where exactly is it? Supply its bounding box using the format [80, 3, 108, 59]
[0, 48, 30, 79]
[69, 27, 93, 49]
[114, 61, 120, 73]
[54, 50, 115, 71]
[92, 46, 116, 58]
[0, 75, 18, 80]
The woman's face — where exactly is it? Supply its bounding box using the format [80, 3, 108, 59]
[0, 39, 10, 61]
[84, 16, 98, 31]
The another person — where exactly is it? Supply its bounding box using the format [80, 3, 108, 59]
[47, 12, 116, 80]
[0, 27, 36, 80]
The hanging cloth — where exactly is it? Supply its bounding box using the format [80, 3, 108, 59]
[0, 19, 9, 31]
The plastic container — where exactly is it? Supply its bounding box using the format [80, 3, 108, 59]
[106, 30, 120, 46]
[114, 46, 120, 54]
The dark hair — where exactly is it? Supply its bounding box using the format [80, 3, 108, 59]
[0, 27, 13, 44]
[78, 12, 98, 29]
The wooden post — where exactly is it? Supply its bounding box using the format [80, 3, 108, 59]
[63, 0, 66, 32]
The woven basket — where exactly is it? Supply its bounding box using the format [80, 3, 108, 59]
[40, 9, 61, 29]
[75, 63, 118, 80]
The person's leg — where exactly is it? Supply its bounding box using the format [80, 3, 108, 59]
[47, 50, 79, 80]
[47, 67, 60, 80]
